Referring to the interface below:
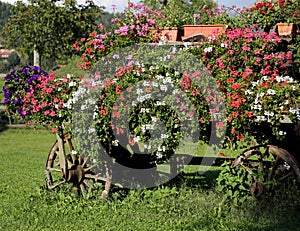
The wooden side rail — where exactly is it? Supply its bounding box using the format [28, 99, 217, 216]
[163, 154, 235, 176]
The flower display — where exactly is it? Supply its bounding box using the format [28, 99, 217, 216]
[2, 66, 81, 132]
[72, 2, 163, 70]
[187, 26, 299, 146]
[245, 0, 300, 31]
[2, 1, 300, 166]
[2, 66, 48, 118]
[193, 5, 245, 27]
[71, 2, 300, 159]
[92, 64, 213, 162]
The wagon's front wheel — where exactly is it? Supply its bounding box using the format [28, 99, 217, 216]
[45, 138, 112, 198]
[232, 144, 300, 197]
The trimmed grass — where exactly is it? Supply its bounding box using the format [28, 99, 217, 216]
[0, 129, 299, 230]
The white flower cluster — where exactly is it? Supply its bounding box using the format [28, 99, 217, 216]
[112, 140, 119, 146]
[156, 145, 166, 159]
[267, 89, 276, 95]
[279, 131, 287, 136]
[137, 94, 151, 102]
[204, 47, 213, 53]
[133, 136, 141, 142]
[275, 75, 294, 83]
[255, 115, 267, 121]
[289, 107, 300, 120]
[140, 108, 150, 113]
[220, 43, 228, 48]
[141, 124, 154, 133]
[245, 90, 254, 95]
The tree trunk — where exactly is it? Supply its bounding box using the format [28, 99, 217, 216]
[33, 46, 40, 67]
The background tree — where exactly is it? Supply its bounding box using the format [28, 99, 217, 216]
[6, 51, 20, 70]
[0, 1, 13, 34]
[1, 0, 104, 69]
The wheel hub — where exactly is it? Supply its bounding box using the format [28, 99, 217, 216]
[250, 181, 266, 198]
[68, 165, 85, 184]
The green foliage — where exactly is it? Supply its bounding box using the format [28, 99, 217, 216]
[53, 57, 86, 77]
[216, 161, 253, 206]
[6, 52, 20, 70]
[0, 1, 13, 34]
[0, 52, 20, 73]
[0, 60, 9, 74]
[1, 0, 104, 68]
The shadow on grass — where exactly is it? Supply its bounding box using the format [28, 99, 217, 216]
[167, 169, 222, 190]
[0, 110, 9, 133]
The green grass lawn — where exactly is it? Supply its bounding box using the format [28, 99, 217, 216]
[0, 128, 299, 231]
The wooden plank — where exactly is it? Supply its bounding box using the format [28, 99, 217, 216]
[165, 154, 235, 167]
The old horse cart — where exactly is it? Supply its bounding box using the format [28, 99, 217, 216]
[44, 28, 300, 199]
[44, 120, 300, 198]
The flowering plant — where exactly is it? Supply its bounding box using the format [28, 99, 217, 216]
[2, 66, 48, 118]
[244, 0, 300, 31]
[72, 2, 163, 70]
[73, 3, 299, 160]
[90, 63, 217, 162]
[72, 3, 224, 163]
[193, 5, 246, 28]
[187, 26, 300, 146]
[2, 66, 81, 132]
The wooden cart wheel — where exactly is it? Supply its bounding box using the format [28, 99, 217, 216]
[232, 144, 300, 197]
[45, 137, 112, 198]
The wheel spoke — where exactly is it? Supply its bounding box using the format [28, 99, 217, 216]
[267, 155, 280, 181]
[46, 167, 61, 173]
[83, 179, 94, 189]
[80, 183, 87, 197]
[85, 173, 110, 183]
[84, 165, 96, 172]
[82, 154, 90, 167]
[241, 163, 255, 175]
[48, 180, 66, 190]
[278, 171, 294, 181]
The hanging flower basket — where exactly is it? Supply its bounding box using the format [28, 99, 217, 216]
[182, 24, 227, 41]
[276, 23, 296, 36]
[155, 28, 183, 42]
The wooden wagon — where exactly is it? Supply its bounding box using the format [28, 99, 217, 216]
[44, 119, 300, 199]
[44, 25, 300, 199]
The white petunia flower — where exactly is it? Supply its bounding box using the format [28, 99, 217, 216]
[267, 89, 276, 95]
[264, 111, 274, 117]
[279, 131, 287, 136]
[245, 90, 254, 95]
[112, 140, 119, 146]
[252, 80, 259, 87]
[133, 136, 140, 142]
[69, 81, 77, 87]
[161, 134, 169, 139]
[88, 128, 96, 134]
[204, 47, 213, 53]
[160, 85, 168, 92]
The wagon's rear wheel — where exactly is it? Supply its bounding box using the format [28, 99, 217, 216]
[45, 137, 112, 198]
[232, 144, 300, 197]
